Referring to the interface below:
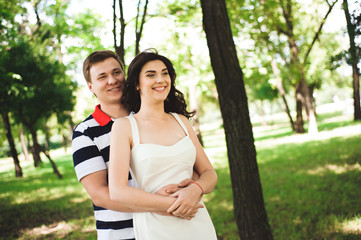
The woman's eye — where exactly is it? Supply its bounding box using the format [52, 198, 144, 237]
[146, 74, 155, 77]
[162, 72, 169, 76]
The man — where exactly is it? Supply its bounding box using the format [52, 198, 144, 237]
[72, 50, 201, 239]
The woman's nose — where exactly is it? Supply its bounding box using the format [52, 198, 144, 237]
[156, 75, 164, 83]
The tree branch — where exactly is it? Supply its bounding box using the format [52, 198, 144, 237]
[135, 0, 149, 55]
[113, 0, 117, 49]
[33, 0, 42, 33]
[303, 0, 338, 65]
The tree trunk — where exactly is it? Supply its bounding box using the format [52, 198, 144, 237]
[113, 0, 125, 64]
[294, 82, 306, 133]
[299, 75, 318, 134]
[29, 128, 42, 167]
[200, 0, 273, 239]
[41, 148, 63, 179]
[19, 126, 30, 161]
[288, 36, 318, 134]
[67, 111, 74, 143]
[62, 134, 68, 152]
[257, 101, 268, 127]
[28, 126, 62, 178]
[271, 59, 295, 131]
[44, 123, 51, 151]
[2, 112, 23, 177]
[135, 0, 149, 56]
[343, 0, 361, 120]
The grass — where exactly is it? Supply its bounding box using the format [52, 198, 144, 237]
[1, 111, 361, 239]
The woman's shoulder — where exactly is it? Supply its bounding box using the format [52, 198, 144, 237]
[112, 117, 132, 131]
[171, 112, 191, 127]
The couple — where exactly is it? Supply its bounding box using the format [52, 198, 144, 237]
[72, 49, 217, 240]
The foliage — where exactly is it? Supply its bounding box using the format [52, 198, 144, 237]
[2, 40, 76, 130]
[226, 0, 344, 96]
[0, 0, 107, 159]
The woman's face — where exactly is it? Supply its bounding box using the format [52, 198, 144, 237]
[138, 60, 171, 104]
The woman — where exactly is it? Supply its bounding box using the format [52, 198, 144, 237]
[109, 50, 217, 239]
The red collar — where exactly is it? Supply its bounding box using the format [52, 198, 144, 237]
[92, 105, 112, 126]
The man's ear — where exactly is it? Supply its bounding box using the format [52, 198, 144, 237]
[87, 81, 93, 93]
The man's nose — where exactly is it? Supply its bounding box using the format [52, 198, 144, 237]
[108, 75, 117, 84]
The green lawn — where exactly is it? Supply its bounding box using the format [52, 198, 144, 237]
[1, 112, 361, 239]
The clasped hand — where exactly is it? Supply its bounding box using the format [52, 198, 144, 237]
[154, 178, 204, 220]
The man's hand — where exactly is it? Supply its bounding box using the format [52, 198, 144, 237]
[153, 184, 178, 217]
[167, 178, 204, 220]
[154, 184, 179, 196]
[177, 178, 193, 188]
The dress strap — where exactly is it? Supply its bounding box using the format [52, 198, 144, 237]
[170, 112, 189, 136]
[127, 115, 140, 145]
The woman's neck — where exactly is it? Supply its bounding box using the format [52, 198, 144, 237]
[136, 101, 167, 120]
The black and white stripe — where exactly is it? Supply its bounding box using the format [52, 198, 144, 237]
[72, 107, 135, 240]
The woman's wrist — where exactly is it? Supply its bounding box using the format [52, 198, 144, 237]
[190, 181, 204, 196]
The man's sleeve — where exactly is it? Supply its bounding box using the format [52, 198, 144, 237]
[72, 123, 107, 181]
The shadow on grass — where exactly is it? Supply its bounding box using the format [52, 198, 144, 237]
[257, 135, 361, 240]
[206, 166, 240, 240]
[254, 127, 294, 142]
[0, 155, 97, 239]
[317, 119, 358, 132]
[0, 194, 94, 239]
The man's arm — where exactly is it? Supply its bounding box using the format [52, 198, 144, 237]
[80, 170, 135, 212]
[80, 170, 182, 213]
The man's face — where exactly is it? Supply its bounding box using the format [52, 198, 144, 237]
[87, 57, 125, 106]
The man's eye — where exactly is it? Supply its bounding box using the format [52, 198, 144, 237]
[114, 71, 121, 75]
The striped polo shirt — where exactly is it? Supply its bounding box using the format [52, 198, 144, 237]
[72, 105, 135, 240]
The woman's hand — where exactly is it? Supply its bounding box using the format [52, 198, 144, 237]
[167, 178, 204, 220]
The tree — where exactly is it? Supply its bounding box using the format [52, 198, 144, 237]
[0, 0, 25, 177]
[227, 0, 338, 134]
[200, 0, 273, 239]
[343, 0, 361, 120]
[4, 40, 75, 178]
[155, 0, 209, 145]
[1, 113, 22, 177]
[113, 0, 149, 62]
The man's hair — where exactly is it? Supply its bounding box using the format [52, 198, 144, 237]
[83, 50, 124, 83]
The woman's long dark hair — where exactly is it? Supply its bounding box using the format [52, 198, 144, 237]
[122, 49, 195, 119]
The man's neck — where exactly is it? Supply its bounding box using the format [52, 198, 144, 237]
[99, 103, 129, 119]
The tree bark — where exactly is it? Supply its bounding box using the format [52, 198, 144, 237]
[2, 112, 23, 177]
[343, 0, 361, 120]
[200, 0, 273, 239]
